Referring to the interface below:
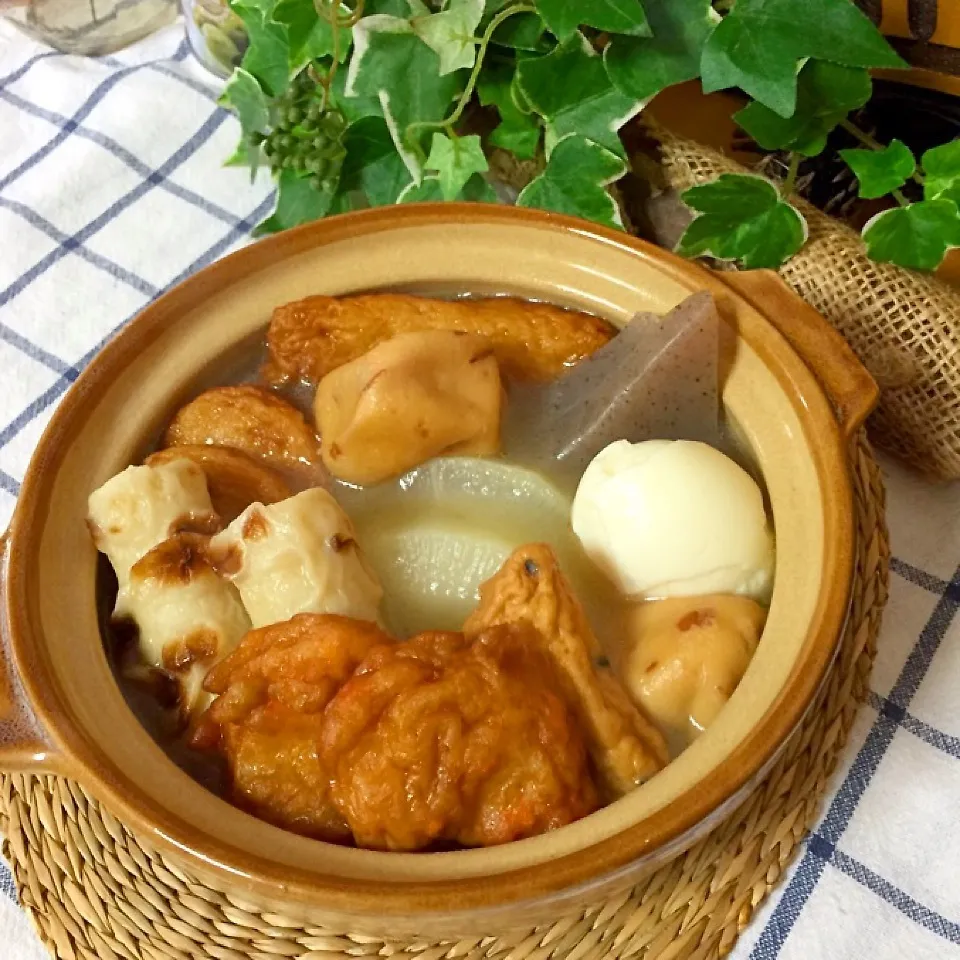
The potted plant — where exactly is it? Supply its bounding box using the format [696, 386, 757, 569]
[211, 0, 960, 480]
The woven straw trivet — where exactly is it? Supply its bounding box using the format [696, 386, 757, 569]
[0, 434, 888, 960]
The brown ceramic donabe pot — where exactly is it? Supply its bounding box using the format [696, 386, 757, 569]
[0, 206, 877, 937]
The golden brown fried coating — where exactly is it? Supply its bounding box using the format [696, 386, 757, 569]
[315, 330, 502, 485]
[263, 293, 616, 386]
[163, 385, 321, 476]
[146, 446, 291, 524]
[464, 544, 669, 797]
[194, 616, 597, 849]
[193, 614, 391, 841]
[322, 624, 597, 850]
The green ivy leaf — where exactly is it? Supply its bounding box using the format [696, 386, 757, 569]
[229, 0, 291, 97]
[329, 190, 360, 214]
[517, 38, 643, 158]
[273, 0, 352, 71]
[840, 139, 915, 199]
[535, 0, 650, 43]
[365, 0, 418, 15]
[477, 59, 541, 159]
[510, 66, 534, 114]
[219, 67, 271, 179]
[340, 116, 412, 206]
[701, 0, 906, 118]
[861, 199, 960, 271]
[677, 173, 807, 269]
[412, 0, 484, 75]
[398, 172, 499, 202]
[330, 66, 384, 123]
[219, 66, 270, 136]
[490, 12, 550, 51]
[922, 140, 960, 206]
[604, 0, 717, 102]
[346, 15, 463, 177]
[735, 60, 872, 157]
[489, 113, 541, 157]
[424, 132, 489, 200]
[223, 138, 262, 180]
[516, 135, 626, 229]
[255, 167, 336, 234]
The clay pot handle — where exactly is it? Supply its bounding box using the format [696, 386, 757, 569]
[719, 269, 879, 440]
[0, 531, 63, 773]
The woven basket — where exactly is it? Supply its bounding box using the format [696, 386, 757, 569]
[0, 433, 888, 960]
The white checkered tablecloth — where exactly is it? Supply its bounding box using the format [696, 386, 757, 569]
[1, 17, 959, 960]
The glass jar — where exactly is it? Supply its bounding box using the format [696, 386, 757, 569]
[181, 0, 247, 78]
[2, 0, 178, 55]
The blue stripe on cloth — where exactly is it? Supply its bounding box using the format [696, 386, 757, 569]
[804, 839, 960, 945]
[888, 567, 960, 707]
[866, 691, 960, 760]
[147, 62, 221, 104]
[890, 557, 955, 597]
[0, 192, 275, 457]
[0, 860, 15, 901]
[0, 50, 60, 90]
[0, 88, 242, 229]
[749, 561, 960, 958]
[0, 321, 73, 375]
[0, 468, 20, 498]
[0, 109, 228, 313]
[0, 195, 161, 302]
[748, 848, 830, 960]
[0, 38, 189, 196]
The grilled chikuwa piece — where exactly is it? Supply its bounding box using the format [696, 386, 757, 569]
[465, 543, 670, 797]
[163, 385, 321, 476]
[263, 293, 617, 385]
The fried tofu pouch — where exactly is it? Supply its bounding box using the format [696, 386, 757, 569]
[464, 543, 669, 797]
[264, 293, 617, 386]
[194, 615, 597, 849]
[623, 594, 765, 746]
[314, 330, 502, 485]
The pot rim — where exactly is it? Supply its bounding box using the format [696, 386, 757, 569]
[4, 204, 856, 917]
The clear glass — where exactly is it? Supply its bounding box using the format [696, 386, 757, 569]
[181, 0, 247, 78]
[2, 0, 178, 55]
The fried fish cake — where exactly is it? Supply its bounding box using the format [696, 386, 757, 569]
[322, 624, 597, 850]
[263, 293, 617, 385]
[163, 385, 321, 476]
[146, 446, 291, 524]
[194, 615, 597, 849]
[464, 544, 669, 797]
[194, 614, 392, 841]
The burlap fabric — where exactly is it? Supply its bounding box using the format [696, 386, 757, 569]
[642, 120, 960, 481]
